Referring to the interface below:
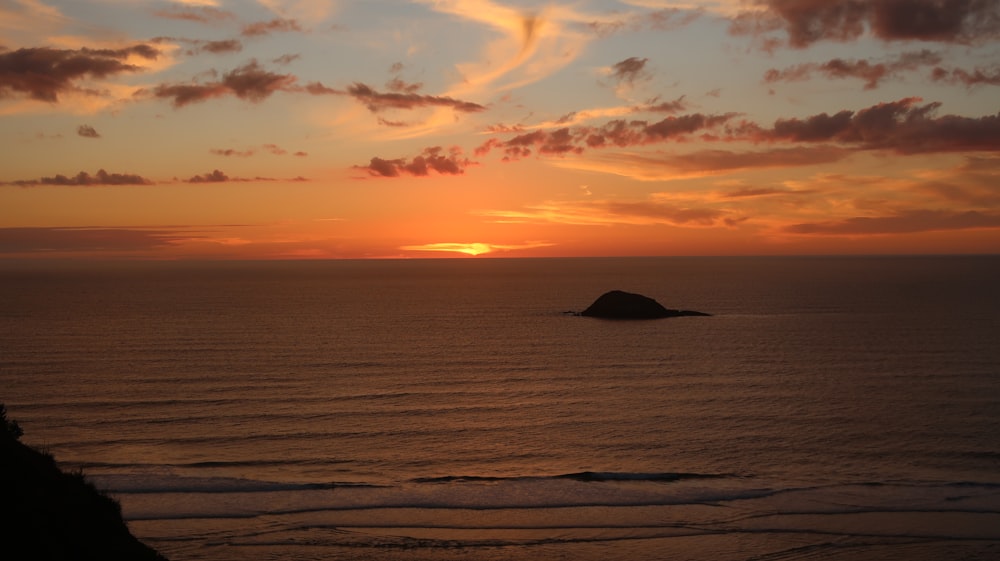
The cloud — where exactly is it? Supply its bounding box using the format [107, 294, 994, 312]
[399, 241, 555, 256]
[483, 96, 689, 134]
[587, 6, 702, 36]
[476, 112, 736, 159]
[479, 198, 728, 227]
[153, 5, 236, 23]
[76, 124, 100, 138]
[197, 39, 243, 54]
[187, 169, 229, 182]
[210, 148, 255, 157]
[931, 65, 1000, 87]
[764, 50, 942, 90]
[242, 18, 302, 37]
[609, 57, 650, 85]
[346, 82, 486, 113]
[784, 209, 1000, 235]
[358, 146, 474, 178]
[417, 0, 595, 98]
[721, 186, 816, 198]
[0, 45, 158, 102]
[3, 169, 152, 186]
[209, 144, 298, 157]
[0, 227, 189, 254]
[732, 0, 1000, 47]
[273, 53, 300, 65]
[755, 98, 1000, 154]
[150, 60, 296, 107]
[551, 146, 850, 181]
[184, 169, 294, 182]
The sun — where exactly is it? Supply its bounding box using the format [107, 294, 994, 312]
[400, 242, 493, 256]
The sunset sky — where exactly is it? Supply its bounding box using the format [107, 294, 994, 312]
[1, 0, 998, 259]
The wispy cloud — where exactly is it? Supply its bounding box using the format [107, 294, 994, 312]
[479, 198, 728, 227]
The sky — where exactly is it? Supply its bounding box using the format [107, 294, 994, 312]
[1, 0, 998, 259]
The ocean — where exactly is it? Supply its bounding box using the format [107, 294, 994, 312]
[2, 256, 998, 560]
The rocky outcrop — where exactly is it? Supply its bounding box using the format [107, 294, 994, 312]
[0, 404, 168, 561]
[580, 290, 710, 319]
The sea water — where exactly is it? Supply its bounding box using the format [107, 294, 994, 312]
[2, 256, 998, 560]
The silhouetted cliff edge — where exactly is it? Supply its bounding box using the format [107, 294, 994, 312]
[0, 404, 167, 561]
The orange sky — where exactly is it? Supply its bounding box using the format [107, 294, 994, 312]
[1, 0, 998, 259]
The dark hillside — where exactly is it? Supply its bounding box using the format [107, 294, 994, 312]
[1, 404, 167, 561]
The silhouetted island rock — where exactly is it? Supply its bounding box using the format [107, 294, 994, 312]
[0, 404, 168, 561]
[580, 290, 710, 319]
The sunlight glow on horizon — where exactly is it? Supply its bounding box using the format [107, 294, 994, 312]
[1, 0, 998, 260]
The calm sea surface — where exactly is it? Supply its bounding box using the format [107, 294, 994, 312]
[2, 256, 999, 560]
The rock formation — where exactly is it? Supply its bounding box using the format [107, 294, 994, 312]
[580, 290, 710, 319]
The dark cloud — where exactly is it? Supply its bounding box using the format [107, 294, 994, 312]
[0, 227, 189, 254]
[242, 18, 303, 37]
[273, 54, 300, 65]
[764, 50, 942, 89]
[3, 169, 152, 187]
[0, 45, 158, 102]
[755, 97, 1000, 153]
[733, 0, 1000, 47]
[931, 65, 1000, 86]
[785, 209, 1000, 234]
[303, 81, 341, 95]
[385, 77, 422, 93]
[358, 146, 474, 178]
[347, 83, 485, 113]
[476, 112, 737, 160]
[150, 60, 296, 107]
[641, 95, 689, 114]
[185, 170, 283, 183]
[210, 144, 299, 157]
[610, 57, 649, 85]
[210, 148, 255, 157]
[198, 40, 243, 54]
[76, 125, 100, 138]
[668, 146, 850, 172]
[187, 170, 229, 183]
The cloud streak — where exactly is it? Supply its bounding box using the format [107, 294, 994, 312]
[3, 169, 152, 186]
[0, 227, 190, 253]
[785, 209, 1000, 235]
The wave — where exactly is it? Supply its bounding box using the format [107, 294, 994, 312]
[412, 471, 736, 484]
[89, 474, 385, 494]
